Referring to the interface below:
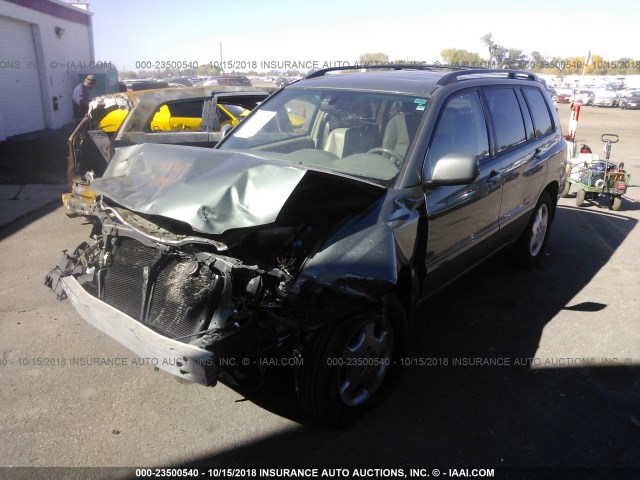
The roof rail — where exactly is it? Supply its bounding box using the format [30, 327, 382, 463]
[305, 63, 472, 79]
[436, 69, 540, 86]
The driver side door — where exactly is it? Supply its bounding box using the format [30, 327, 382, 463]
[422, 89, 503, 294]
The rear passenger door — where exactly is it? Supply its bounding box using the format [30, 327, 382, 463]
[482, 86, 550, 232]
[423, 90, 503, 291]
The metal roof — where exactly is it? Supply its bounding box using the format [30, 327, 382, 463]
[290, 66, 542, 96]
[290, 70, 446, 96]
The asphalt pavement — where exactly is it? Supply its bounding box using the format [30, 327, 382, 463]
[0, 104, 639, 477]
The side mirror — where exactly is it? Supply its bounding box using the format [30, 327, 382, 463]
[425, 154, 479, 187]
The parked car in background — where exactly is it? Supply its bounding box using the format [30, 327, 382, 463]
[572, 89, 595, 105]
[63, 86, 270, 216]
[592, 89, 621, 107]
[119, 79, 170, 91]
[47, 66, 566, 427]
[164, 76, 194, 87]
[275, 76, 291, 88]
[195, 75, 252, 87]
[620, 90, 640, 109]
[210, 75, 252, 86]
[553, 90, 572, 103]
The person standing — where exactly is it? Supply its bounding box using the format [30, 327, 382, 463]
[72, 74, 97, 119]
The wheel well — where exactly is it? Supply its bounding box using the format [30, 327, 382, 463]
[391, 266, 414, 322]
[543, 182, 559, 219]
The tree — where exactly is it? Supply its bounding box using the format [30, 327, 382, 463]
[530, 51, 548, 68]
[358, 52, 389, 66]
[613, 57, 640, 75]
[532, 56, 566, 75]
[481, 33, 506, 66]
[583, 54, 605, 75]
[440, 48, 485, 67]
[504, 48, 527, 69]
[481, 33, 495, 59]
[119, 69, 140, 79]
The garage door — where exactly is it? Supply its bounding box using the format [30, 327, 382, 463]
[0, 16, 46, 138]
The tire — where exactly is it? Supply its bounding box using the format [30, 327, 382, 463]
[561, 180, 571, 198]
[295, 294, 406, 427]
[576, 188, 586, 207]
[505, 192, 553, 268]
[612, 196, 622, 211]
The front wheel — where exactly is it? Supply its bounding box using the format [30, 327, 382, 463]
[612, 196, 622, 211]
[561, 180, 571, 198]
[505, 192, 553, 268]
[576, 188, 586, 207]
[295, 294, 406, 427]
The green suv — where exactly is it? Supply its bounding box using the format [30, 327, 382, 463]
[47, 66, 566, 426]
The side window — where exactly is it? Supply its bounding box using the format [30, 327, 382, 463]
[426, 91, 489, 173]
[522, 87, 554, 137]
[149, 100, 205, 132]
[484, 87, 526, 152]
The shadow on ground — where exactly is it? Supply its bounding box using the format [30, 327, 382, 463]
[0, 127, 73, 185]
[0, 127, 73, 237]
[148, 204, 640, 473]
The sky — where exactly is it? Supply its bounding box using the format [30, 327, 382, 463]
[87, 0, 640, 73]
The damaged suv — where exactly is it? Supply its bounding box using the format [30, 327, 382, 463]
[46, 66, 566, 426]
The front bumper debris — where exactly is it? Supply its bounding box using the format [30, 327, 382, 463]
[62, 181, 97, 217]
[60, 275, 217, 386]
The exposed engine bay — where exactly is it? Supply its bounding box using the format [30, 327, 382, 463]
[46, 147, 393, 387]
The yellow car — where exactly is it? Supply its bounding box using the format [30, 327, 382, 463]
[97, 108, 128, 132]
[66, 87, 271, 216]
[147, 102, 251, 132]
[98, 99, 252, 133]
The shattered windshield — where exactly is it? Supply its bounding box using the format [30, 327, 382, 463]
[219, 88, 428, 185]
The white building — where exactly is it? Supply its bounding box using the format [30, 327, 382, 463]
[0, 0, 95, 140]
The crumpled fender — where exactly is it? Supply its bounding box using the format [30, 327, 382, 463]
[295, 188, 424, 303]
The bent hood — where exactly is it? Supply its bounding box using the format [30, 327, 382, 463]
[92, 143, 360, 235]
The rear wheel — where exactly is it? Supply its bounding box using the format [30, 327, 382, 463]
[295, 294, 405, 427]
[576, 188, 586, 207]
[561, 180, 571, 198]
[505, 192, 553, 268]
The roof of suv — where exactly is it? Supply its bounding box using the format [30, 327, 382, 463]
[291, 70, 447, 95]
[289, 66, 543, 96]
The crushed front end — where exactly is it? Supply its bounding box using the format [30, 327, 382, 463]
[45, 200, 309, 386]
[45, 144, 401, 388]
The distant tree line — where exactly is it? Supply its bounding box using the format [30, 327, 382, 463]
[444, 33, 640, 75]
[116, 38, 640, 79]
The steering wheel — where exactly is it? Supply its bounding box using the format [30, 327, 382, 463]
[367, 147, 404, 166]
